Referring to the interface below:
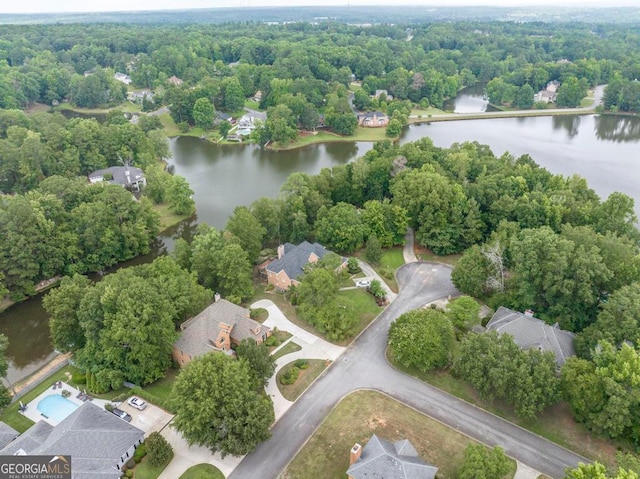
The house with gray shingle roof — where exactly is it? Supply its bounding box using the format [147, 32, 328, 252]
[265, 241, 347, 291]
[173, 297, 272, 366]
[347, 434, 438, 479]
[0, 402, 144, 479]
[0, 421, 19, 448]
[88, 165, 146, 192]
[486, 306, 576, 367]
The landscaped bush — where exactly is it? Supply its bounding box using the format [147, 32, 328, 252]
[145, 432, 173, 467]
[125, 469, 133, 478]
[265, 284, 274, 291]
[294, 359, 309, 370]
[61, 390, 71, 398]
[264, 336, 280, 347]
[104, 403, 114, 412]
[133, 443, 147, 464]
[347, 257, 360, 274]
[280, 366, 300, 385]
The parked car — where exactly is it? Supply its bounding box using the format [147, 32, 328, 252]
[112, 408, 132, 422]
[127, 396, 147, 410]
[356, 279, 371, 288]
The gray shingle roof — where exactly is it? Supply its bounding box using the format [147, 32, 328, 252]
[486, 306, 576, 367]
[0, 421, 18, 448]
[88, 166, 145, 189]
[347, 435, 438, 479]
[266, 241, 333, 282]
[0, 403, 144, 479]
[175, 299, 270, 358]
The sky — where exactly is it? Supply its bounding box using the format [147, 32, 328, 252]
[0, 0, 637, 15]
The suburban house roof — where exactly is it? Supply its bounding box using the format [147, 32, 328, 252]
[266, 241, 337, 282]
[0, 421, 19, 448]
[168, 75, 183, 85]
[0, 402, 144, 479]
[175, 299, 270, 357]
[486, 306, 576, 366]
[88, 166, 146, 189]
[347, 434, 438, 479]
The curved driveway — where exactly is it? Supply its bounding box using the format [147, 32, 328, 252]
[229, 262, 586, 479]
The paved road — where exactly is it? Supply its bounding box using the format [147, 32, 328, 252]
[229, 262, 587, 479]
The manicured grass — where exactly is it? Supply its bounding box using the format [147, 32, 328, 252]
[133, 451, 174, 479]
[158, 113, 181, 136]
[151, 202, 195, 232]
[276, 359, 328, 401]
[53, 102, 141, 114]
[244, 99, 263, 110]
[370, 247, 405, 293]
[179, 463, 225, 479]
[270, 126, 389, 151]
[386, 348, 621, 467]
[272, 329, 293, 345]
[272, 341, 302, 361]
[336, 289, 383, 343]
[143, 368, 179, 403]
[284, 390, 516, 479]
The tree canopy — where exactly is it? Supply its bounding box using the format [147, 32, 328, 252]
[170, 352, 274, 456]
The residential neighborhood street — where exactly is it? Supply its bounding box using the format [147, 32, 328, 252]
[229, 262, 588, 479]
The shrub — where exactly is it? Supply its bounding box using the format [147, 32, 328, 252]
[133, 443, 147, 464]
[178, 121, 189, 133]
[347, 257, 360, 274]
[265, 284, 274, 291]
[71, 372, 86, 384]
[294, 359, 309, 369]
[280, 366, 300, 385]
[61, 390, 71, 398]
[264, 336, 280, 347]
[125, 458, 136, 469]
[125, 470, 133, 478]
[146, 432, 173, 467]
[104, 403, 114, 412]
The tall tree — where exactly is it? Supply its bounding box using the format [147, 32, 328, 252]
[170, 353, 274, 456]
[235, 338, 276, 389]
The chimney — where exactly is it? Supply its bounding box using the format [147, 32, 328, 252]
[350, 443, 362, 465]
[214, 293, 221, 303]
[277, 244, 285, 259]
[524, 309, 534, 318]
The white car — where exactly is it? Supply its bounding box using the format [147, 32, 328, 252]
[356, 279, 371, 288]
[127, 396, 147, 410]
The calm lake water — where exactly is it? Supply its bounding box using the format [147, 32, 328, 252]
[3, 111, 640, 384]
[443, 82, 496, 113]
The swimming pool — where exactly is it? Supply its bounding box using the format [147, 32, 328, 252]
[37, 394, 79, 423]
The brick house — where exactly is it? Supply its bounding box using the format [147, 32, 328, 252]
[173, 296, 272, 366]
[264, 241, 347, 291]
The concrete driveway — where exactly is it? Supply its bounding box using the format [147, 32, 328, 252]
[158, 424, 244, 479]
[117, 400, 173, 435]
[229, 262, 587, 479]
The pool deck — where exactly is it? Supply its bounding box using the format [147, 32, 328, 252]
[21, 382, 109, 426]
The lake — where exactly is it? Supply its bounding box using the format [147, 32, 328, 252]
[3, 111, 640, 384]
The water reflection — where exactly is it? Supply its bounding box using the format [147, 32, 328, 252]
[594, 115, 640, 142]
[552, 115, 581, 139]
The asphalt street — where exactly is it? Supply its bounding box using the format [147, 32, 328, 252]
[229, 262, 587, 479]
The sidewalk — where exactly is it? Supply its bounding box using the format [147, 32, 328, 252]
[252, 299, 346, 421]
[403, 227, 418, 263]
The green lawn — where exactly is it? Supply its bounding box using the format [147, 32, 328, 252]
[386, 348, 621, 467]
[271, 126, 390, 151]
[244, 99, 263, 110]
[158, 112, 180, 136]
[250, 307, 269, 323]
[179, 463, 225, 479]
[370, 247, 405, 293]
[132, 452, 174, 479]
[143, 368, 179, 403]
[150, 202, 194, 232]
[272, 341, 302, 361]
[336, 289, 383, 343]
[276, 359, 328, 401]
[416, 250, 462, 267]
[410, 107, 447, 117]
[284, 390, 515, 479]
